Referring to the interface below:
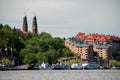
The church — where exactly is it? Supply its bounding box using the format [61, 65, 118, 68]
[22, 15, 38, 35]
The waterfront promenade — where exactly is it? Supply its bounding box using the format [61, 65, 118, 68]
[0, 70, 120, 80]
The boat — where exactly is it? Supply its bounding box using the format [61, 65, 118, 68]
[39, 62, 52, 70]
[84, 63, 99, 69]
[71, 63, 83, 70]
[52, 63, 71, 70]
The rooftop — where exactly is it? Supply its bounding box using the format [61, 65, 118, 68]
[94, 42, 112, 49]
[76, 32, 120, 42]
[67, 37, 90, 47]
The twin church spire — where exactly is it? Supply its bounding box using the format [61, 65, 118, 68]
[23, 16, 28, 32]
[22, 15, 38, 34]
[32, 16, 38, 34]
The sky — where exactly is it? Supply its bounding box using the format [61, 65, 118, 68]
[0, 0, 120, 38]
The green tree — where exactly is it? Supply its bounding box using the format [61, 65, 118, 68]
[109, 59, 120, 67]
[23, 32, 33, 41]
[0, 24, 13, 48]
[38, 32, 52, 41]
[36, 52, 48, 64]
[116, 51, 120, 61]
[0, 24, 74, 65]
[56, 49, 63, 58]
[109, 60, 116, 67]
[47, 49, 57, 64]
[20, 49, 34, 61]
[62, 48, 73, 57]
[0, 24, 25, 58]
[49, 37, 64, 50]
[24, 53, 37, 64]
[1, 58, 11, 66]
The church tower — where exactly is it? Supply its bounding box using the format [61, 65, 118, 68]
[32, 16, 38, 34]
[22, 15, 28, 32]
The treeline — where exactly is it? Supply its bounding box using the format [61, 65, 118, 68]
[0, 24, 73, 65]
[1, 24, 120, 67]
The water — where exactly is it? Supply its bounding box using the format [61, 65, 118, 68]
[0, 70, 120, 80]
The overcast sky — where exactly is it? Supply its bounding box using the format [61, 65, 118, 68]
[0, 0, 120, 38]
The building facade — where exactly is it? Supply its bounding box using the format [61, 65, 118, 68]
[65, 32, 118, 66]
[76, 32, 120, 58]
[93, 42, 112, 66]
[65, 37, 93, 61]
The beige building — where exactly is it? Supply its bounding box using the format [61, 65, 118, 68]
[65, 37, 112, 66]
[65, 37, 93, 61]
[76, 32, 120, 59]
[93, 42, 112, 66]
[93, 42, 112, 59]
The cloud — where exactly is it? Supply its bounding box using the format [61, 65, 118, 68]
[0, 0, 120, 37]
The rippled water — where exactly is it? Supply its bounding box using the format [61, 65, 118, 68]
[0, 70, 120, 80]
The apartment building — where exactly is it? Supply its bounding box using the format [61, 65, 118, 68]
[65, 37, 93, 61]
[76, 32, 120, 58]
[65, 32, 118, 66]
[93, 42, 112, 66]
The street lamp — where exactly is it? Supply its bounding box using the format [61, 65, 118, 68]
[10, 48, 13, 58]
[11, 48, 15, 66]
[5, 48, 8, 57]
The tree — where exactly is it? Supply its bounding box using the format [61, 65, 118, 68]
[1, 58, 11, 66]
[38, 32, 52, 41]
[56, 49, 63, 58]
[116, 51, 120, 61]
[23, 53, 37, 64]
[0, 24, 13, 48]
[0, 24, 75, 65]
[23, 32, 33, 41]
[49, 37, 64, 50]
[36, 52, 48, 64]
[109, 60, 116, 67]
[62, 48, 73, 57]
[109, 59, 120, 67]
[0, 24, 25, 58]
[47, 49, 57, 64]
[20, 49, 34, 62]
